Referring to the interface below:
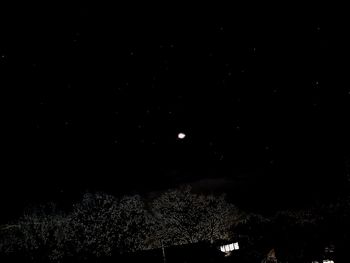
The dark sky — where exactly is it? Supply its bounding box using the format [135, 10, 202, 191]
[1, 4, 349, 220]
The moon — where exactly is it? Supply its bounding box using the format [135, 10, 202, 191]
[177, 132, 186, 139]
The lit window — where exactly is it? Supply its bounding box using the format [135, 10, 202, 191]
[229, 243, 234, 251]
[220, 242, 239, 253]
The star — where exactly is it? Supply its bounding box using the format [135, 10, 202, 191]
[313, 81, 319, 88]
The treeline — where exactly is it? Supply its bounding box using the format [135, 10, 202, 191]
[1, 185, 350, 263]
[0, 185, 241, 262]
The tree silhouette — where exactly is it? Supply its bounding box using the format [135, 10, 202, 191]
[0, 203, 68, 262]
[199, 193, 241, 243]
[66, 192, 120, 259]
[150, 185, 240, 247]
[1, 187, 243, 261]
[67, 192, 151, 258]
[113, 195, 151, 252]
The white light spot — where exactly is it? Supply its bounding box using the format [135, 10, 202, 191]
[178, 133, 186, 139]
[220, 242, 239, 253]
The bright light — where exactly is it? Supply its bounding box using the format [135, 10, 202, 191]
[220, 245, 230, 252]
[220, 242, 239, 253]
[229, 244, 234, 251]
[323, 260, 334, 263]
[178, 133, 186, 139]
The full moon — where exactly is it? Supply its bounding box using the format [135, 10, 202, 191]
[178, 132, 186, 139]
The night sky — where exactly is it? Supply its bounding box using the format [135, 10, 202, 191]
[1, 5, 349, 221]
